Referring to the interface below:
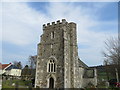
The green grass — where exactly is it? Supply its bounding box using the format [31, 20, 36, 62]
[2, 79, 32, 88]
[2, 80, 15, 88]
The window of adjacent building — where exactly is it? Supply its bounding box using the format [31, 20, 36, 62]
[83, 69, 94, 78]
[51, 31, 55, 39]
[47, 59, 55, 72]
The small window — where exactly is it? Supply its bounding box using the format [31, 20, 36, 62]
[51, 31, 55, 39]
[51, 44, 53, 48]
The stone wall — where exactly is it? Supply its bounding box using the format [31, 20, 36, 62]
[35, 19, 97, 88]
[82, 68, 97, 88]
[35, 19, 69, 88]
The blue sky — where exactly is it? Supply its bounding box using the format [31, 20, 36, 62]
[2, 1, 118, 67]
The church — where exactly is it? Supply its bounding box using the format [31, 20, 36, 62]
[35, 19, 97, 88]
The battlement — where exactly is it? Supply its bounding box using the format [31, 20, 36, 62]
[43, 19, 67, 28]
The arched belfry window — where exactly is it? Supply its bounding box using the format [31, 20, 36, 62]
[47, 59, 55, 72]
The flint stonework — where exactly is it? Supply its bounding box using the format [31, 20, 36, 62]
[35, 19, 97, 88]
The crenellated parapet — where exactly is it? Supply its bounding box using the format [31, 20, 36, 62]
[43, 19, 67, 29]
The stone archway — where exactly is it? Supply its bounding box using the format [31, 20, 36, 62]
[47, 74, 56, 88]
[49, 77, 54, 88]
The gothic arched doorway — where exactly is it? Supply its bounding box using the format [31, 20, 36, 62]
[49, 77, 54, 88]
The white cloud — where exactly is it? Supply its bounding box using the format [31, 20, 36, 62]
[2, 2, 117, 66]
[46, 2, 117, 66]
[2, 2, 49, 45]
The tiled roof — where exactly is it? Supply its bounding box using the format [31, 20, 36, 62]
[0, 63, 11, 70]
[5, 65, 20, 70]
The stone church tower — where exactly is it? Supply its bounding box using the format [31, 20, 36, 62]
[35, 19, 97, 88]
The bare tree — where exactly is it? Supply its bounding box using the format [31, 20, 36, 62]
[104, 37, 119, 64]
[12, 61, 22, 69]
[21, 65, 30, 80]
[102, 37, 120, 80]
[28, 55, 37, 79]
[28, 55, 37, 69]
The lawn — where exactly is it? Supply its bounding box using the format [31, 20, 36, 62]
[2, 79, 32, 88]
